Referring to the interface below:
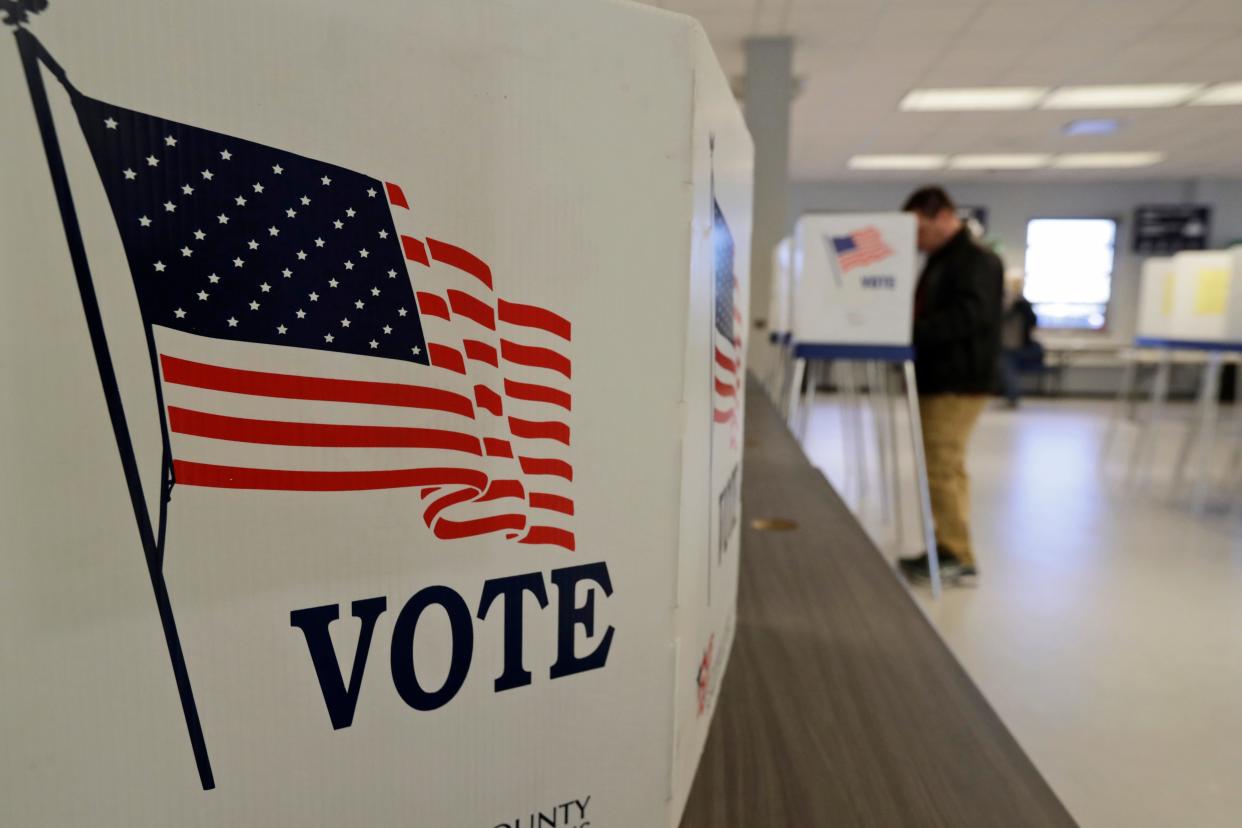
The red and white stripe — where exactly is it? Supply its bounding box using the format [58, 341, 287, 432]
[153, 181, 574, 550]
[713, 275, 743, 431]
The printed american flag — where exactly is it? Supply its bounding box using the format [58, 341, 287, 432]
[831, 226, 893, 273]
[712, 199, 742, 429]
[72, 92, 574, 550]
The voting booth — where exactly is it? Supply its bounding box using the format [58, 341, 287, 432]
[0, 2, 751, 825]
[1166, 250, 1240, 343]
[762, 236, 793, 400]
[791, 212, 917, 349]
[782, 212, 946, 593]
[1136, 257, 1177, 340]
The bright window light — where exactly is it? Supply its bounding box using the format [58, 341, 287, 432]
[1052, 152, 1166, 169]
[1189, 82, 1242, 106]
[899, 87, 1048, 111]
[1041, 84, 1202, 109]
[949, 154, 1051, 170]
[847, 154, 948, 170]
[1024, 218, 1117, 330]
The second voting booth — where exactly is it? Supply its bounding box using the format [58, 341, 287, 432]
[0, 1, 752, 825]
[782, 212, 947, 594]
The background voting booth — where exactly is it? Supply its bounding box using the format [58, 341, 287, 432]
[783, 213, 946, 595]
[761, 236, 792, 400]
[1106, 250, 1242, 513]
[0, 1, 752, 825]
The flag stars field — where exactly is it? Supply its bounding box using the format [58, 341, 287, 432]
[80, 97, 431, 365]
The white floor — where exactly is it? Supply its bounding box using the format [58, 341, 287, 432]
[798, 387, 1242, 828]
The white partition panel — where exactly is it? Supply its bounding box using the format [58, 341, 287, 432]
[0, 2, 751, 825]
[792, 213, 917, 347]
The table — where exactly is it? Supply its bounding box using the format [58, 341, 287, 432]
[679, 384, 1078, 828]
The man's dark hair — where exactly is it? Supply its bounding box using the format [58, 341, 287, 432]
[902, 185, 956, 217]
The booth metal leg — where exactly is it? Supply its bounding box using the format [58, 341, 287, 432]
[903, 359, 940, 599]
[1101, 355, 1137, 470]
[1190, 354, 1224, 513]
[868, 361, 892, 525]
[849, 361, 869, 509]
[1128, 352, 1171, 488]
[885, 364, 905, 555]
[790, 358, 807, 435]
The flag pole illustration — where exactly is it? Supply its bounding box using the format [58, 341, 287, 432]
[11, 21, 216, 790]
[11, 9, 574, 791]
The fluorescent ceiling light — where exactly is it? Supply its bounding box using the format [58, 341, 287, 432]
[900, 87, 1048, 111]
[1041, 84, 1202, 109]
[1052, 152, 1166, 169]
[1063, 118, 1121, 136]
[847, 154, 947, 170]
[1190, 82, 1242, 106]
[949, 154, 1051, 170]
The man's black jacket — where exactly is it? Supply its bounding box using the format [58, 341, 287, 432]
[912, 227, 1004, 395]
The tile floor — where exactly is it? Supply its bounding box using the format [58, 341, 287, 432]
[799, 389, 1242, 828]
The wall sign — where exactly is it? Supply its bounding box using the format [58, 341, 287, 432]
[1133, 205, 1211, 255]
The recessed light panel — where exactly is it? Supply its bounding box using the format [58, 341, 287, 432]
[1063, 118, 1121, 136]
[847, 154, 948, 170]
[1190, 82, 1242, 106]
[1042, 84, 1201, 109]
[949, 154, 1051, 170]
[1052, 152, 1166, 169]
[899, 87, 1049, 111]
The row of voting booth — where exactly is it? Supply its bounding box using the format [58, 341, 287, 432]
[1108, 250, 1242, 512]
[760, 213, 948, 595]
[1, 1, 751, 825]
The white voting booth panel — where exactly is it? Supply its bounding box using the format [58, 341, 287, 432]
[1165, 251, 1240, 342]
[759, 236, 792, 399]
[792, 213, 917, 347]
[1136, 257, 1177, 339]
[0, 2, 751, 826]
[769, 236, 793, 342]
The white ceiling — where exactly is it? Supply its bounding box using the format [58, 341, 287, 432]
[637, 0, 1242, 181]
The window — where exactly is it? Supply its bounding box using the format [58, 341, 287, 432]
[1023, 218, 1116, 330]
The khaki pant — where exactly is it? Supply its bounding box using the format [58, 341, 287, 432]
[919, 394, 988, 566]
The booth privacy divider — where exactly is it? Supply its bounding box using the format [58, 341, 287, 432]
[0, 1, 752, 824]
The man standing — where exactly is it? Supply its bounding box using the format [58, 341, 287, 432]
[898, 187, 1002, 585]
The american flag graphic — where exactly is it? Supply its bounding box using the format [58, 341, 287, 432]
[712, 199, 742, 429]
[830, 226, 893, 273]
[72, 93, 575, 551]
